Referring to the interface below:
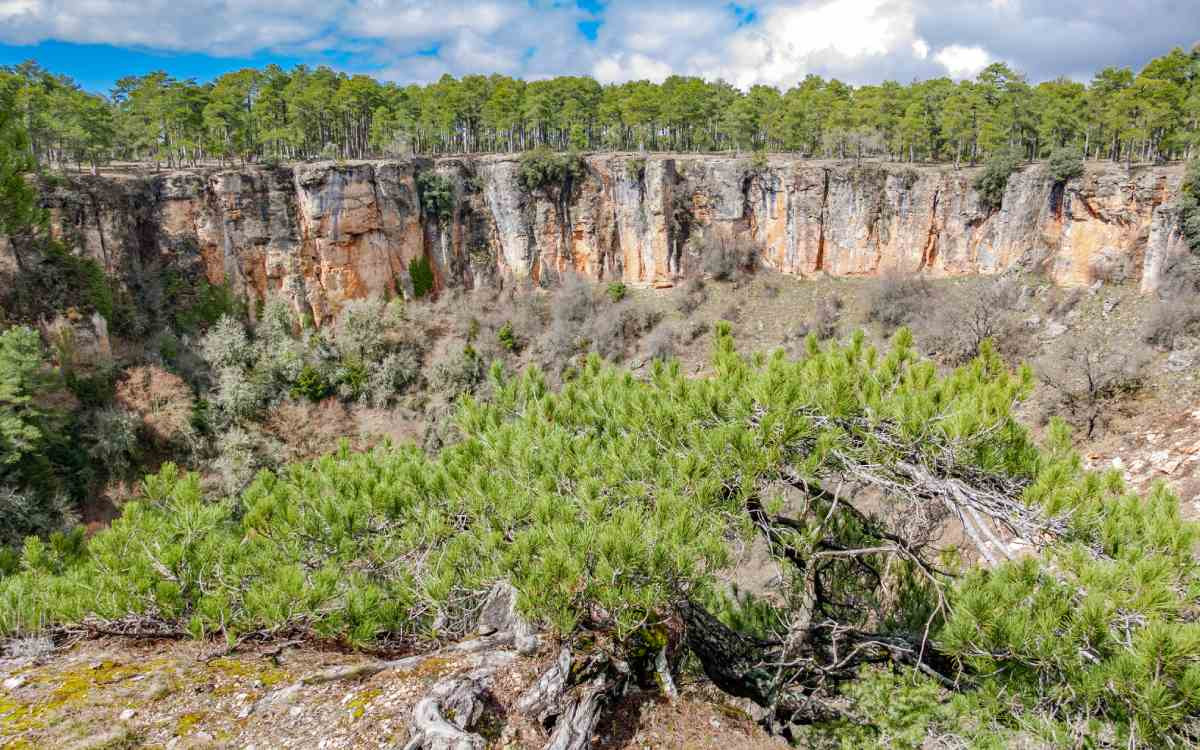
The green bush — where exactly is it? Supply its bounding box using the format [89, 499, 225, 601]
[409, 256, 435, 299]
[290, 364, 333, 403]
[973, 148, 1022, 212]
[517, 147, 585, 193]
[1180, 158, 1200, 254]
[174, 278, 242, 333]
[606, 282, 628, 303]
[1046, 146, 1084, 183]
[497, 322, 519, 352]
[416, 171, 455, 220]
[0, 242, 127, 331]
[625, 157, 646, 182]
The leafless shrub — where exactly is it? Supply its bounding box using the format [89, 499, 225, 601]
[643, 325, 677, 362]
[922, 279, 1028, 365]
[675, 277, 708, 316]
[683, 320, 710, 343]
[812, 295, 843, 340]
[1046, 287, 1084, 319]
[865, 269, 929, 331]
[720, 303, 743, 323]
[1037, 336, 1150, 439]
[587, 304, 661, 361]
[699, 234, 757, 282]
[115, 365, 197, 452]
[552, 274, 598, 324]
[1142, 298, 1200, 351]
[1088, 255, 1132, 285]
[264, 399, 360, 461]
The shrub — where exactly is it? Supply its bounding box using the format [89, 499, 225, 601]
[1179, 158, 1200, 254]
[290, 364, 334, 403]
[921, 279, 1026, 365]
[174, 279, 242, 333]
[1037, 336, 1149, 438]
[675, 277, 708, 316]
[115, 366, 196, 452]
[63, 364, 117, 409]
[0, 486, 75, 551]
[200, 315, 254, 370]
[334, 298, 387, 362]
[255, 298, 295, 345]
[213, 366, 265, 421]
[700, 235, 756, 281]
[0, 242, 122, 330]
[606, 282, 628, 303]
[1046, 286, 1084, 319]
[416, 172, 455, 220]
[587, 304, 660, 361]
[0, 326, 55, 484]
[517, 147, 585, 193]
[552, 275, 597, 325]
[748, 147, 769, 172]
[642, 325, 676, 362]
[364, 350, 422, 407]
[865, 270, 928, 331]
[6, 331, 1200, 743]
[497, 322, 520, 353]
[1141, 298, 1200, 350]
[409, 256, 435, 299]
[429, 344, 487, 400]
[83, 407, 140, 479]
[212, 427, 283, 497]
[973, 148, 1022, 212]
[1046, 146, 1084, 183]
[625, 157, 646, 182]
[812, 295, 843, 340]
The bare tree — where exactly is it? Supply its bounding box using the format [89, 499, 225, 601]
[1037, 335, 1149, 439]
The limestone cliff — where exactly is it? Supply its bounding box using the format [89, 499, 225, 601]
[15, 155, 1189, 325]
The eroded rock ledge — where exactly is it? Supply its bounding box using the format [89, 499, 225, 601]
[15, 155, 1188, 325]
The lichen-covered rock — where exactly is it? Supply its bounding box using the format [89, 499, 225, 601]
[35, 158, 1187, 327]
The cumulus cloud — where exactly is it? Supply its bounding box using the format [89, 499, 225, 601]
[0, 0, 1194, 87]
[934, 44, 991, 78]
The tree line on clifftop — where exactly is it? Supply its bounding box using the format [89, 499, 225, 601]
[1, 45, 1199, 171]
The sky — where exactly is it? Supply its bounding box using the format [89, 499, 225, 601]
[0, 0, 1196, 94]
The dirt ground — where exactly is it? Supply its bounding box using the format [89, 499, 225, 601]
[0, 638, 781, 750]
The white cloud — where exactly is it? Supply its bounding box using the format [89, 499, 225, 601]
[593, 52, 675, 84]
[934, 43, 992, 78]
[0, 0, 1192, 89]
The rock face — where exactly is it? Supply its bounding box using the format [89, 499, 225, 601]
[17, 155, 1188, 325]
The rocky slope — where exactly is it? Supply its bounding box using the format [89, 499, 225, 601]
[6, 155, 1187, 325]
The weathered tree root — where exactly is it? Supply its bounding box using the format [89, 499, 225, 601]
[404, 652, 517, 750]
[517, 646, 628, 750]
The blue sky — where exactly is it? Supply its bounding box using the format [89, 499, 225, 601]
[0, 1, 1195, 94]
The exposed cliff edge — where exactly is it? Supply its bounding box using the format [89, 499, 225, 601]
[8, 155, 1188, 325]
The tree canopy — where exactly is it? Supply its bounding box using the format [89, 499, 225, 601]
[2, 46, 1199, 170]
